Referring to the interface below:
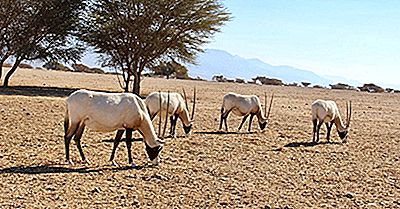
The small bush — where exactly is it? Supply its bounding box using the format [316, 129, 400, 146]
[18, 63, 34, 69]
[3, 63, 13, 68]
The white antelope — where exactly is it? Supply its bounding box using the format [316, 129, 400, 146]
[219, 92, 274, 132]
[311, 99, 352, 143]
[64, 89, 164, 167]
[145, 88, 196, 137]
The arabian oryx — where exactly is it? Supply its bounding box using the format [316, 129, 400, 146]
[219, 92, 274, 132]
[145, 88, 196, 137]
[64, 89, 164, 167]
[311, 99, 352, 143]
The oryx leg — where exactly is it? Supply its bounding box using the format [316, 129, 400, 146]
[125, 128, 135, 167]
[316, 121, 323, 143]
[219, 108, 225, 130]
[169, 116, 174, 134]
[110, 129, 124, 166]
[237, 115, 249, 132]
[224, 113, 229, 132]
[312, 119, 318, 143]
[222, 109, 232, 132]
[73, 124, 88, 163]
[170, 114, 179, 137]
[64, 122, 79, 164]
[219, 108, 232, 131]
[248, 114, 255, 132]
[326, 121, 334, 143]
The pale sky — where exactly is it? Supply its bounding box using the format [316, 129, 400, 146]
[206, 0, 400, 88]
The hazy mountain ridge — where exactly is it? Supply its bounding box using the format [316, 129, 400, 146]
[187, 49, 334, 85]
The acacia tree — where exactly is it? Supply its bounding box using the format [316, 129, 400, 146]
[0, 0, 85, 86]
[81, 0, 230, 94]
[0, 0, 25, 78]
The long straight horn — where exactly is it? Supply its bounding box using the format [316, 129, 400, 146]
[158, 91, 162, 137]
[264, 92, 267, 117]
[162, 91, 170, 138]
[191, 87, 196, 120]
[182, 88, 189, 111]
[346, 102, 349, 122]
[347, 101, 352, 127]
[266, 93, 274, 119]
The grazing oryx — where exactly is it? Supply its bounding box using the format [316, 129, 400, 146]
[145, 88, 196, 137]
[219, 92, 274, 132]
[311, 99, 352, 143]
[64, 89, 164, 167]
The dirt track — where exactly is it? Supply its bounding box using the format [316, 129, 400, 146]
[0, 68, 399, 208]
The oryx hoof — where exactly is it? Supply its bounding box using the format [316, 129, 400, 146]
[150, 157, 160, 166]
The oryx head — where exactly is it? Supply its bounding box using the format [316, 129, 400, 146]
[145, 139, 164, 165]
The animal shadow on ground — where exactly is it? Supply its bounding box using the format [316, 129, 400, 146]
[0, 86, 119, 98]
[101, 135, 185, 143]
[284, 140, 342, 148]
[101, 137, 144, 143]
[0, 163, 149, 175]
[162, 135, 187, 139]
[0, 165, 102, 174]
[194, 131, 256, 135]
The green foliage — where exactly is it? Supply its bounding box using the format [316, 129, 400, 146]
[151, 61, 189, 79]
[0, 0, 86, 86]
[15, 0, 85, 62]
[80, 0, 230, 94]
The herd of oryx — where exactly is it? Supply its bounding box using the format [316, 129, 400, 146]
[63, 87, 352, 167]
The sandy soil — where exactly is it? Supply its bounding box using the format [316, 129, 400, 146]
[0, 68, 399, 208]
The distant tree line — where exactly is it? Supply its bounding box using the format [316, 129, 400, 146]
[212, 74, 399, 93]
[0, 0, 230, 95]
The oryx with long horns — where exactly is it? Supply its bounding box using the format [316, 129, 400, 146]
[64, 89, 164, 167]
[311, 99, 352, 143]
[145, 87, 196, 137]
[219, 92, 274, 132]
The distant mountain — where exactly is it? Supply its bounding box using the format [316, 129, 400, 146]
[187, 49, 333, 85]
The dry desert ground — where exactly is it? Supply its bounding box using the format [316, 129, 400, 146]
[0, 68, 399, 208]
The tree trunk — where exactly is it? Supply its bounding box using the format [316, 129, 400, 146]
[132, 74, 141, 96]
[0, 60, 3, 80]
[132, 63, 146, 96]
[124, 73, 131, 92]
[3, 58, 22, 87]
[0, 55, 9, 80]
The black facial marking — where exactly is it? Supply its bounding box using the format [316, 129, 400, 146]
[259, 122, 267, 130]
[338, 130, 348, 139]
[145, 143, 163, 161]
[183, 124, 192, 134]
